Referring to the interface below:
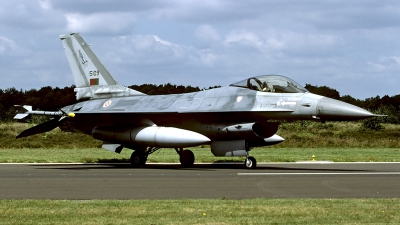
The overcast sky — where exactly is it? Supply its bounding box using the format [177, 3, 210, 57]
[1, 0, 399, 99]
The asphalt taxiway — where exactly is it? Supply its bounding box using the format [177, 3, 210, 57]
[0, 162, 399, 199]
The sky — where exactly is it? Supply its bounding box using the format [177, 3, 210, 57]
[1, 0, 400, 99]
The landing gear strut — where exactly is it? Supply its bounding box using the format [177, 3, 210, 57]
[176, 148, 195, 167]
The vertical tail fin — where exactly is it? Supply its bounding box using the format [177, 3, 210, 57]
[60, 33, 145, 100]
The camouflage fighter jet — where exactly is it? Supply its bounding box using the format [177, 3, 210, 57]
[14, 33, 378, 168]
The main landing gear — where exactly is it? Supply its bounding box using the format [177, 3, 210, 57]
[129, 147, 254, 169]
[130, 150, 147, 167]
[129, 147, 195, 168]
[176, 148, 195, 168]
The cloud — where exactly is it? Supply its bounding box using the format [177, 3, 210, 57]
[103, 35, 208, 67]
[150, 0, 233, 22]
[0, 0, 64, 31]
[0, 0, 400, 99]
[0, 36, 18, 55]
[39, 0, 51, 10]
[194, 24, 221, 48]
[65, 12, 136, 35]
[224, 30, 262, 47]
[53, 1, 169, 14]
[367, 56, 400, 72]
[306, 1, 400, 31]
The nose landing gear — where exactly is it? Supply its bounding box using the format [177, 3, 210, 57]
[245, 152, 257, 169]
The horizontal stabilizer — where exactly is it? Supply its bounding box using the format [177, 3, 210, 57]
[75, 85, 145, 100]
[16, 118, 60, 139]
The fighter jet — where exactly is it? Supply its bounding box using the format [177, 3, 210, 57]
[14, 33, 378, 168]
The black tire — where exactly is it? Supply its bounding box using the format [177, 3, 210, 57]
[180, 150, 195, 168]
[245, 156, 257, 169]
[130, 151, 147, 167]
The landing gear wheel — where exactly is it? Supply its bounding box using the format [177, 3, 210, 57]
[245, 156, 257, 169]
[130, 151, 147, 167]
[180, 150, 195, 168]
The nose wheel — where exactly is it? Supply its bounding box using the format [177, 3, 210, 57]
[245, 156, 257, 169]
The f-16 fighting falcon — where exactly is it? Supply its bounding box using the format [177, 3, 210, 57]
[14, 33, 378, 168]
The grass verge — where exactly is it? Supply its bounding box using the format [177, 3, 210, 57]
[1, 199, 399, 224]
[0, 147, 398, 163]
[2, 122, 400, 149]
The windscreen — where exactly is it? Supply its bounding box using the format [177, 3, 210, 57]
[230, 75, 308, 93]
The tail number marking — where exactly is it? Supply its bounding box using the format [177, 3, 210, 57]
[89, 70, 100, 76]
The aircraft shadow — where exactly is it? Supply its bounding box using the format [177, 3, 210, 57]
[32, 162, 370, 172]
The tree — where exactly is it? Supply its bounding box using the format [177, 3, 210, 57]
[305, 84, 340, 100]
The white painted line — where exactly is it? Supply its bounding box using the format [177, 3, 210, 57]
[296, 161, 334, 164]
[238, 172, 400, 176]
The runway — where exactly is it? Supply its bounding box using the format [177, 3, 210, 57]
[0, 162, 399, 199]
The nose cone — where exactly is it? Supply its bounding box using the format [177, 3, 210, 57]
[317, 97, 375, 121]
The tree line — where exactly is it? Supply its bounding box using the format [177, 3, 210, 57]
[0, 83, 399, 123]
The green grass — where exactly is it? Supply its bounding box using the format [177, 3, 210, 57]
[277, 121, 400, 148]
[2, 121, 400, 149]
[1, 121, 400, 163]
[1, 122, 400, 224]
[0, 199, 399, 224]
[0, 147, 398, 163]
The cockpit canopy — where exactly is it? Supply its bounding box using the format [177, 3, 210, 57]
[230, 75, 309, 93]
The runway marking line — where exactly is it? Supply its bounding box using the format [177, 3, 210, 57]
[238, 172, 400, 176]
